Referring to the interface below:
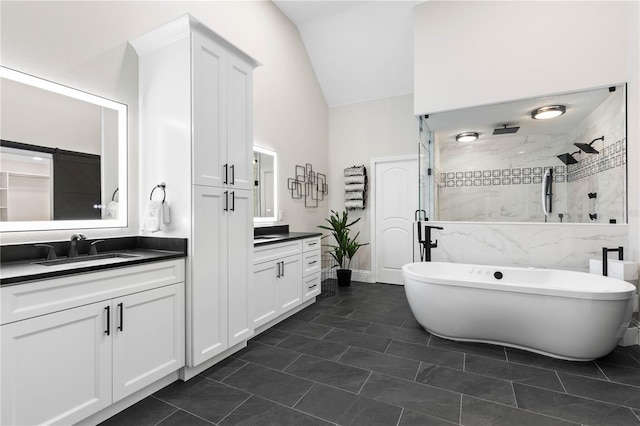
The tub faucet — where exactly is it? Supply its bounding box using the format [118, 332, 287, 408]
[69, 233, 87, 258]
[423, 225, 444, 262]
[602, 246, 623, 276]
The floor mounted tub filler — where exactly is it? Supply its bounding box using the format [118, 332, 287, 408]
[402, 261, 637, 361]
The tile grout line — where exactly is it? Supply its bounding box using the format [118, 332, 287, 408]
[459, 394, 463, 425]
[149, 399, 217, 425]
[555, 371, 569, 393]
[594, 361, 612, 382]
[215, 393, 253, 425]
[150, 406, 180, 426]
[356, 370, 374, 395]
[395, 407, 405, 426]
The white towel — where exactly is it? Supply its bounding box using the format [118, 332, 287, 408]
[141, 200, 163, 232]
[105, 201, 119, 219]
[345, 183, 365, 192]
[345, 191, 364, 200]
[345, 175, 365, 184]
[345, 199, 365, 210]
[344, 166, 366, 177]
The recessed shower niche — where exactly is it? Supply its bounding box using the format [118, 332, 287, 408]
[419, 84, 627, 224]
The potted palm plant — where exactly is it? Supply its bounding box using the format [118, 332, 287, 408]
[318, 210, 368, 287]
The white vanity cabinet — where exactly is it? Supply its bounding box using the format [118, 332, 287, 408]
[302, 237, 322, 301]
[131, 15, 258, 368]
[252, 236, 321, 330]
[0, 260, 185, 426]
[253, 240, 302, 329]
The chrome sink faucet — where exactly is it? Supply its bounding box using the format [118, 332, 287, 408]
[69, 234, 87, 258]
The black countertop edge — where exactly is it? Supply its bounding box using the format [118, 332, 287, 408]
[1, 249, 186, 286]
[1, 236, 187, 264]
[1, 236, 187, 286]
[254, 232, 322, 247]
[254, 224, 289, 236]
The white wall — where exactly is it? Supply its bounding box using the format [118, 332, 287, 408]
[415, 1, 640, 268]
[328, 94, 418, 274]
[0, 1, 328, 244]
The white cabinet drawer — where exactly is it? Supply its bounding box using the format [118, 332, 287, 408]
[1, 260, 185, 325]
[254, 240, 302, 264]
[302, 249, 321, 277]
[302, 272, 321, 301]
[302, 237, 321, 252]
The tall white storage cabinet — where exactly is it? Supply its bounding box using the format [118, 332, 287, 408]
[131, 15, 259, 368]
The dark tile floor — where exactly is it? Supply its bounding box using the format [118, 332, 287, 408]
[101, 281, 640, 426]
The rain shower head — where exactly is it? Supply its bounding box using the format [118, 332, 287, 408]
[493, 125, 520, 135]
[557, 151, 580, 165]
[574, 136, 604, 154]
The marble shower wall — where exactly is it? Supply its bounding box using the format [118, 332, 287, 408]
[429, 222, 628, 272]
[436, 89, 626, 223]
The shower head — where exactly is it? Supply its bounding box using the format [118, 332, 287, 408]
[557, 151, 580, 165]
[493, 125, 520, 135]
[574, 136, 604, 154]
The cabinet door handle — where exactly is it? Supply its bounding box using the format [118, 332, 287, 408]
[224, 191, 229, 211]
[231, 191, 235, 211]
[105, 306, 110, 336]
[118, 302, 124, 332]
[276, 261, 281, 278]
[230, 164, 235, 185]
[223, 163, 228, 184]
[281, 261, 285, 277]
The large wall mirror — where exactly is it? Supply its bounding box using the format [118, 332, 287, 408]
[253, 146, 277, 223]
[420, 84, 626, 224]
[0, 67, 127, 231]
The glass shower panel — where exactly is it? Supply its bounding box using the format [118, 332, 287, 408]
[418, 115, 434, 221]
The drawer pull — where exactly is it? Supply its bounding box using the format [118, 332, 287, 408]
[309, 284, 317, 289]
[308, 242, 317, 246]
[309, 260, 318, 265]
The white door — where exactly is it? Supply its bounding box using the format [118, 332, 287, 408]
[1, 302, 111, 426]
[191, 185, 228, 366]
[112, 284, 185, 402]
[374, 157, 419, 284]
[278, 254, 302, 311]
[252, 260, 279, 328]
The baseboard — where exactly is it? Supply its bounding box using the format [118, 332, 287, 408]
[351, 269, 374, 283]
[620, 323, 640, 347]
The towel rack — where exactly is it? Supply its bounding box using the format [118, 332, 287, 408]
[150, 182, 166, 203]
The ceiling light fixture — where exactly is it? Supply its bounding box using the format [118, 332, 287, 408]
[456, 132, 478, 143]
[531, 105, 566, 120]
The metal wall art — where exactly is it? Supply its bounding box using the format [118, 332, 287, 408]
[288, 163, 328, 207]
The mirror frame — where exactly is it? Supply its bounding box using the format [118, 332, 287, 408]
[0, 66, 128, 232]
[253, 146, 278, 224]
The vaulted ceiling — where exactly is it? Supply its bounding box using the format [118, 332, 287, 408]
[273, 1, 418, 108]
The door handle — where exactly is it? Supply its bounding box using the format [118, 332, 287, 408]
[223, 163, 228, 184]
[231, 191, 235, 212]
[230, 164, 235, 185]
[105, 306, 110, 336]
[276, 261, 281, 278]
[281, 261, 285, 277]
[224, 191, 229, 211]
[117, 302, 124, 332]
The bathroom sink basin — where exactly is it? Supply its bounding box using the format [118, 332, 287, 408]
[34, 253, 142, 266]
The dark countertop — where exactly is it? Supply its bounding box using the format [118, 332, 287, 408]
[1, 237, 187, 286]
[254, 231, 322, 247]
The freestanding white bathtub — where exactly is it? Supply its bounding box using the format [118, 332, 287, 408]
[402, 261, 637, 361]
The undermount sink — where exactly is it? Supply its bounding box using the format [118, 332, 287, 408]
[34, 253, 142, 267]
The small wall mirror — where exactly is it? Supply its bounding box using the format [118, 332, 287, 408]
[0, 67, 127, 232]
[253, 146, 277, 223]
[420, 84, 626, 224]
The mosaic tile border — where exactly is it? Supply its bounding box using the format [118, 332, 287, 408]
[439, 139, 625, 188]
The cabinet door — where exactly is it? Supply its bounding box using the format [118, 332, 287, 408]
[112, 284, 185, 402]
[278, 254, 302, 312]
[192, 30, 227, 188]
[252, 260, 279, 329]
[228, 189, 254, 346]
[226, 54, 254, 191]
[1, 302, 111, 426]
[191, 185, 228, 366]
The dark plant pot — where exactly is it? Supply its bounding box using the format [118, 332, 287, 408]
[336, 269, 352, 287]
